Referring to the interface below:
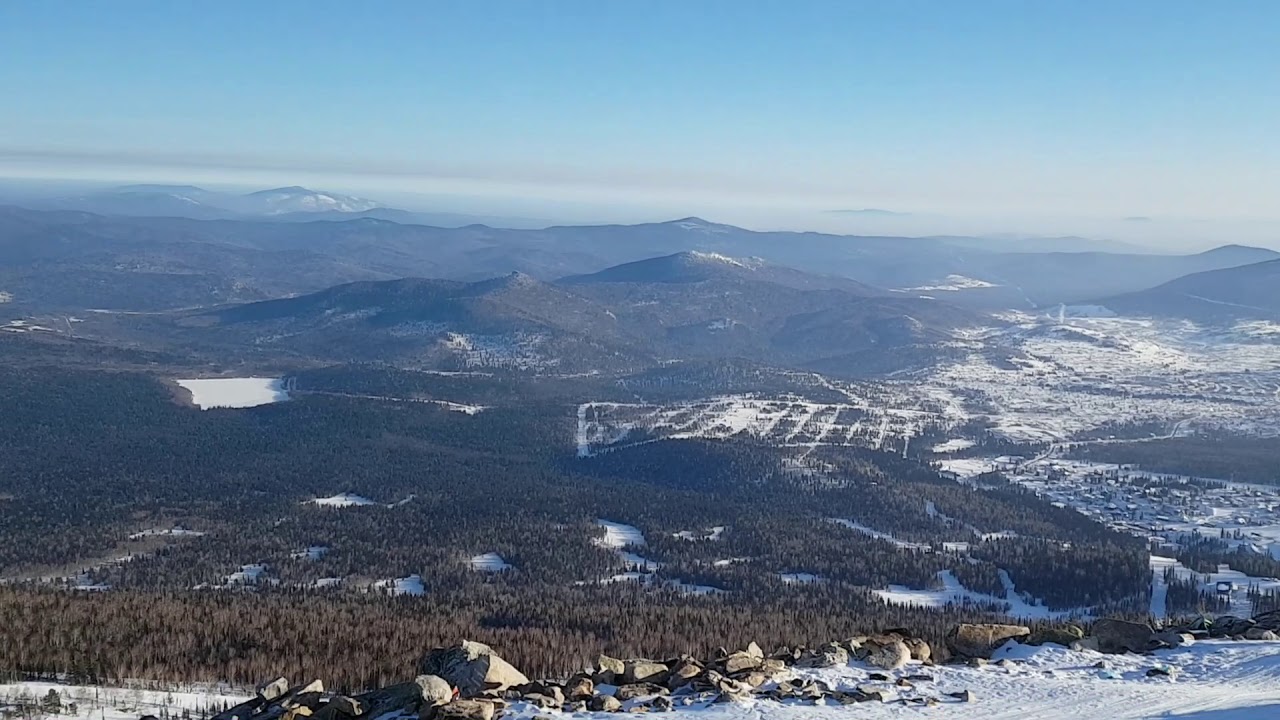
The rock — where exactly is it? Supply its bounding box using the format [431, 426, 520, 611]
[966, 658, 988, 668]
[735, 672, 769, 689]
[854, 685, 892, 703]
[759, 658, 787, 675]
[904, 638, 932, 663]
[1253, 609, 1280, 631]
[257, 678, 292, 703]
[282, 709, 312, 720]
[417, 676, 454, 708]
[329, 696, 364, 718]
[1091, 618, 1156, 654]
[435, 700, 494, 720]
[623, 661, 669, 685]
[1071, 636, 1101, 653]
[1146, 664, 1175, 678]
[563, 701, 587, 713]
[284, 693, 325, 712]
[420, 641, 528, 698]
[589, 695, 622, 713]
[521, 694, 559, 710]
[1154, 631, 1196, 648]
[745, 641, 764, 659]
[1212, 615, 1256, 638]
[213, 698, 265, 720]
[665, 660, 702, 690]
[518, 683, 564, 706]
[947, 690, 976, 703]
[867, 639, 911, 670]
[946, 624, 1031, 659]
[563, 676, 594, 701]
[1245, 627, 1280, 641]
[796, 642, 848, 668]
[650, 696, 673, 712]
[596, 654, 626, 683]
[615, 683, 669, 702]
[1027, 626, 1084, 647]
[720, 652, 760, 674]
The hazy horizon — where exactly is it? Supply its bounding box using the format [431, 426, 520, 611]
[3, 1, 1278, 250]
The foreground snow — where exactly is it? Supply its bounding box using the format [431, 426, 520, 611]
[4, 641, 1278, 720]
[177, 377, 289, 409]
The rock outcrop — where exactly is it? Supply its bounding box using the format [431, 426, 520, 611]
[419, 641, 529, 697]
[945, 624, 1031, 659]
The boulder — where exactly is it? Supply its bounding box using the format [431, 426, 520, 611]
[1027, 626, 1084, 647]
[947, 690, 976, 703]
[1253, 609, 1280, 631]
[1212, 615, 1256, 638]
[614, 683, 668, 702]
[420, 641, 529, 697]
[596, 654, 626, 683]
[1070, 636, 1101, 653]
[212, 699, 265, 720]
[796, 642, 848, 668]
[328, 696, 363, 718]
[904, 638, 932, 663]
[1154, 631, 1195, 649]
[1091, 619, 1155, 654]
[257, 678, 292, 703]
[417, 676, 454, 708]
[1245, 627, 1280, 641]
[666, 659, 703, 689]
[744, 642, 764, 659]
[945, 624, 1031, 659]
[867, 640, 911, 671]
[435, 700, 494, 720]
[563, 676, 594, 701]
[720, 652, 760, 674]
[589, 695, 622, 713]
[623, 660, 669, 685]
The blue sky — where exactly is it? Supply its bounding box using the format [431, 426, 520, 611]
[1, 1, 1277, 244]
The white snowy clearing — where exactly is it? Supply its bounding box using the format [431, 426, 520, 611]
[6, 641, 1279, 720]
[308, 493, 376, 508]
[177, 377, 289, 409]
[907, 274, 1000, 291]
[469, 552, 512, 572]
[374, 574, 424, 596]
[594, 519, 647, 548]
[875, 569, 1083, 620]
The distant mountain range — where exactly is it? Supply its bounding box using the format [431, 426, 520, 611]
[177, 251, 979, 377]
[1100, 258, 1280, 322]
[27, 184, 553, 228]
[1, 205, 1275, 319]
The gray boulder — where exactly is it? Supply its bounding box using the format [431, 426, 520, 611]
[1091, 619, 1155, 654]
[257, 678, 291, 703]
[420, 641, 529, 697]
[720, 652, 760, 674]
[945, 624, 1031, 659]
[594, 655, 625, 684]
[435, 700, 494, 720]
[588, 695, 622, 713]
[416, 676, 453, 708]
[904, 638, 932, 663]
[867, 640, 911, 670]
[1245, 627, 1280, 641]
[622, 660, 668, 685]
[614, 683, 668, 702]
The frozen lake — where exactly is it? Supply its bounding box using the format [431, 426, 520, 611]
[177, 377, 289, 409]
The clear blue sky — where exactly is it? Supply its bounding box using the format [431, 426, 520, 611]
[1, 1, 1277, 243]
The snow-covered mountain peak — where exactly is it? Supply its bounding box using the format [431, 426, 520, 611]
[240, 186, 381, 215]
